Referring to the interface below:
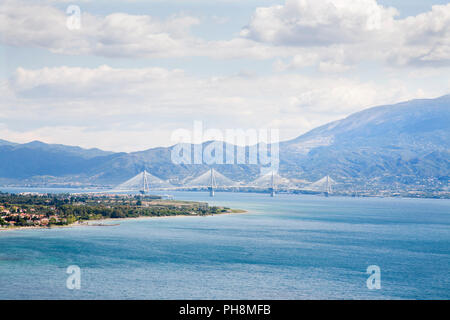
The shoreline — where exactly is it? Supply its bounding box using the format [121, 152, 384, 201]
[0, 209, 248, 233]
[1, 187, 448, 200]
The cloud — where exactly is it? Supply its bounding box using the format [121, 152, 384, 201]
[0, 1, 448, 151]
[2, 0, 450, 68]
[390, 4, 450, 66]
[0, 1, 288, 61]
[0, 65, 434, 151]
[241, 0, 399, 46]
[0, 1, 200, 58]
[242, 0, 450, 67]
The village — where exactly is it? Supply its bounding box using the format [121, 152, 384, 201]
[0, 192, 233, 230]
[0, 194, 73, 228]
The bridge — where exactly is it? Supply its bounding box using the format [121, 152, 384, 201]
[303, 175, 334, 196]
[115, 170, 172, 193]
[110, 169, 337, 197]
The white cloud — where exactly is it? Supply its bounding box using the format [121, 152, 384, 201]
[1, 0, 450, 68]
[391, 4, 450, 66]
[0, 1, 448, 151]
[242, 0, 450, 67]
[0, 65, 435, 151]
[0, 1, 200, 58]
[241, 0, 399, 46]
[0, 1, 289, 61]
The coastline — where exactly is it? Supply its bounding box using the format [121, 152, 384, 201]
[0, 209, 248, 233]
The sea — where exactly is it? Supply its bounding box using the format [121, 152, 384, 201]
[0, 188, 449, 299]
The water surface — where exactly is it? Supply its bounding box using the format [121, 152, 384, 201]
[0, 190, 449, 299]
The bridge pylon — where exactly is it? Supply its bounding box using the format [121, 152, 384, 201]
[324, 175, 332, 197]
[140, 170, 151, 195]
[209, 168, 217, 197]
[269, 171, 275, 197]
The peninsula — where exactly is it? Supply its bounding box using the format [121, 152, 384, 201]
[0, 192, 243, 230]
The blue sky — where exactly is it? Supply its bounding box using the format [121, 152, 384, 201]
[0, 0, 449, 151]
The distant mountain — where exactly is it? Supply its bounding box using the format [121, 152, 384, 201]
[279, 95, 450, 184]
[0, 139, 17, 147]
[0, 95, 448, 194]
[88, 143, 260, 185]
[0, 141, 114, 180]
[284, 95, 449, 151]
[17, 141, 114, 159]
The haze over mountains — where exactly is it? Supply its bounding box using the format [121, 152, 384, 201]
[0, 95, 449, 195]
[280, 95, 449, 188]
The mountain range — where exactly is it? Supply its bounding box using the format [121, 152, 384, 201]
[0, 95, 449, 195]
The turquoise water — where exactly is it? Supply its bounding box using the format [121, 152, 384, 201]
[0, 190, 449, 299]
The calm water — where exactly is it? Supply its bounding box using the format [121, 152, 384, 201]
[0, 190, 449, 300]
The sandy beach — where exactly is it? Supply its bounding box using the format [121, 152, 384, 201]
[0, 209, 248, 233]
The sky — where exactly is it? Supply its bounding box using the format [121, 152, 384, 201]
[0, 0, 449, 152]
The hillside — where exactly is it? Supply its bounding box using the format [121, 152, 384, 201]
[279, 95, 450, 184]
[0, 95, 448, 195]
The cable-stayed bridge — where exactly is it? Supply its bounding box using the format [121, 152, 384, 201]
[302, 175, 335, 196]
[184, 168, 239, 197]
[185, 168, 238, 188]
[110, 169, 336, 197]
[114, 170, 173, 194]
[247, 171, 294, 197]
[249, 171, 294, 188]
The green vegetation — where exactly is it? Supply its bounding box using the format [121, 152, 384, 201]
[0, 192, 236, 229]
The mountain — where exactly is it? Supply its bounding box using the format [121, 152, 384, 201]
[0, 141, 115, 180]
[283, 95, 449, 151]
[0, 139, 17, 147]
[279, 95, 450, 185]
[88, 143, 260, 185]
[0, 95, 448, 194]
